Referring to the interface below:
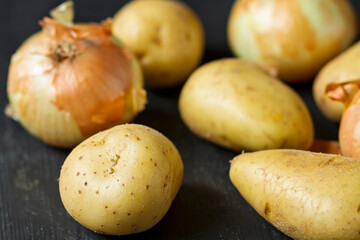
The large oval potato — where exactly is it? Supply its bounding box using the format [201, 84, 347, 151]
[59, 124, 183, 235]
[313, 41, 360, 122]
[179, 59, 314, 152]
[230, 149, 360, 240]
[112, 0, 204, 89]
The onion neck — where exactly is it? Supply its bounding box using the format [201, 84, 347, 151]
[50, 41, 81, 62]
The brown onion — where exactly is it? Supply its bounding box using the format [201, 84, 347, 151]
[227, 0, 358, 83]
[313, 41, 360, 122]
[6, 3, 146, 148]
[339, 90, 360, 158]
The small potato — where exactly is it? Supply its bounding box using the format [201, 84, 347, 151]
[179, 58, 314, 152]
[112, 0, 204, 89]
[59, 124, 183, 235]
[230, 149, 360, 240]
[313, 41, 360, 122]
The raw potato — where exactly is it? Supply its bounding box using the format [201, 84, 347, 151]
[313, 41, 360, 122]
[179, 58, 314, 152]
[230, 149, 360, 240]
[112, 0, 204, 89]
[59, 124, 184, 235]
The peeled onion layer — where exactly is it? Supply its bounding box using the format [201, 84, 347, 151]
[228, 0, 358, 83]
[7, 17, 146, 148]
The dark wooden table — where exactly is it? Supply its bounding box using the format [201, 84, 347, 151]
[0, 1, 356, 239]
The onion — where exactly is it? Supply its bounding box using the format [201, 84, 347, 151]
[313, 41, 360, 122]
[227, 0, 358, 83]
[6, 2, 147, 148]
[339, 90, 360, 159]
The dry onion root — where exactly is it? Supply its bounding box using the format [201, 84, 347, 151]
[6, 2, 147, 148]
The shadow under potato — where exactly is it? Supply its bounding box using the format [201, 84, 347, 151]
[100, 183, 229, 240]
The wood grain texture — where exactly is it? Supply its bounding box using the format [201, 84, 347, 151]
[1, 0, 356, 239]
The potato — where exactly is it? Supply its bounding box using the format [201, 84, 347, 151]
[112, 0, 204, 89]
[179, 58, 314, 152]
[230, 149, 360, 240]
[313, 41, 360, 122]
[59, 124, 184, 235]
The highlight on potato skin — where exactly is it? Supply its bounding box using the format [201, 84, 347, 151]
[227, 0, 358, 83]
[230, 149, 360, 240]
[179, 58, 314, 152]
[59, 124, 184, 236]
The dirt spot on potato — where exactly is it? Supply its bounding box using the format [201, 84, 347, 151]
[287, 225, 297, 233]
[264, 202, 271, 218]
[357, 204, 360, 214]
[318, 157, 337, 167]
[184, 32, 191, 41]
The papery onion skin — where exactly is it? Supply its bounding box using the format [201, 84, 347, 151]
[339, 90, 360, 159]
[313, 41, 360, 122]
[7, 18, 146, 148]
[227, 0, 358, 83]
[310, 139, 341, 155]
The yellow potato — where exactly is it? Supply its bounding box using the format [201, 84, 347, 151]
[59, 124, 183, 235]
[230, 149, 360, 240]
[179, 58, 314, 152]
[313, 41, 360, 122]
[112, 0, 204, 89]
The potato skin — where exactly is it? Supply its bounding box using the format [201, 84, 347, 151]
[179, 58, 314, 152]
[112, 0, 204, 89]
[230, 149, 360, 240]
[59, 124, 183, 235]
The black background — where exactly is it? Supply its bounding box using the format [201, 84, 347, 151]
[0, 1, 358, 239]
